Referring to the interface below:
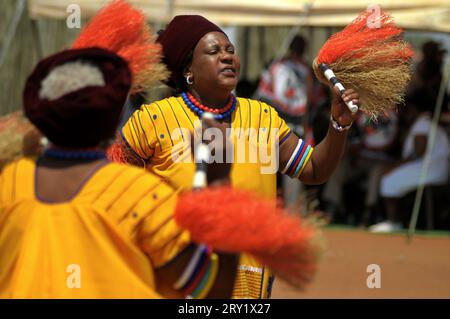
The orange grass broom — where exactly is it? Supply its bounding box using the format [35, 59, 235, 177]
[0, 111, 44, 169]
[313, 9, 413, 118]
[175, 186, 324, 289]
[72, 0, 169, 94]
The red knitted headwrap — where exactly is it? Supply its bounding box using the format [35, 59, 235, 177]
[156, 15, 225, 89]
[23, 47, 131, 148]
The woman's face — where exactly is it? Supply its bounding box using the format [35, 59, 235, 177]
[187, 31, 241, 94]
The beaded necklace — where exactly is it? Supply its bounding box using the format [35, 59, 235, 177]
[181, 92, 236, 120]
[44, 148, 106, 160]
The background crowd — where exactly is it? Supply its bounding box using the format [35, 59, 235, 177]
[249, 37, 450, 232]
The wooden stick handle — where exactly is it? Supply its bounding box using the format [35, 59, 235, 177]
[319, 63, 359, 113]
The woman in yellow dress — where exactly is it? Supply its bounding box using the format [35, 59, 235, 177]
[117, 15, 360, 298]
[0, 47, 244, 298]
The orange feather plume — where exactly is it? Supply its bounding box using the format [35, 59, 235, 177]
[106, 135, 145, 167]
[72, 0, 168, 94]
[316, 10, 409, 65]
[313, 9, 413, 118]
[175, 186, 324, 289]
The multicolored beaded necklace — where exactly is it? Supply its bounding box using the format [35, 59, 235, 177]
[181, 92, 236, 120]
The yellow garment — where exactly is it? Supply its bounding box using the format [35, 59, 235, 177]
[0, 158, 190, 298]
[122, 96, 291, 298]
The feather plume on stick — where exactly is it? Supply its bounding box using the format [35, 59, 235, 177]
[72, 0, 169, 94]
[313, 9, 413, 119]
[175, 186, 325, 289]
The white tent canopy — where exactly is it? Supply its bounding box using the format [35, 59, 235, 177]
[28, 0, 450, 32]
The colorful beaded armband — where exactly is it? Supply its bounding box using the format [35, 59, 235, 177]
[281, 138, 313, 178]
[173, 245, 219, 299]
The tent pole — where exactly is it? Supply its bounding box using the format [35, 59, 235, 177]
[30, 19, 43, 60]
[0, 0, 26, 68]
[166, 0, 174, 19]
[407, 63, 450, 243]
[258, 27, 265, 66]
[274, 0, 315, 62]
[242, 26, 250, 79]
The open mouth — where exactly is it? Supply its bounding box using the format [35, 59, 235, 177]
[220, 67, 236, 76]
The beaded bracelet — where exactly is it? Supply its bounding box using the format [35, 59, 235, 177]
[189, 253, 219, 299]
[330, 114, 353, 132]
[172, 244, 221, 299]
[183, 250, 212, 296]
[180, 246, 211, 291]
[281, 138, 314, 178]
[173, 244, 208, 290]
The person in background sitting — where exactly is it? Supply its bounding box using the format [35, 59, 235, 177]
[370, 89, 450, 233]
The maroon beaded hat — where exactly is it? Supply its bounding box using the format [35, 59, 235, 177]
[23, 47, 131, 148]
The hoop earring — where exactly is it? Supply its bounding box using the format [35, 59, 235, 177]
[186, 75, 193, 85]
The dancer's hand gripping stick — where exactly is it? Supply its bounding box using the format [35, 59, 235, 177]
[319, 63, 358, 114]
[192, 112, 215, 190]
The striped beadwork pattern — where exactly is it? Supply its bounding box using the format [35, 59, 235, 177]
[281, 138, 313, 178]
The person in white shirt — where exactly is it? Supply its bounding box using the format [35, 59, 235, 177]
[370, 89, 450, 232]
[254, 35, 314, 208]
